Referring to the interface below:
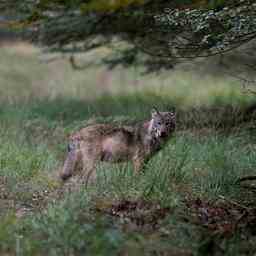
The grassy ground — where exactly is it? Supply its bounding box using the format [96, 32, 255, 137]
[1, 42, 256, 255]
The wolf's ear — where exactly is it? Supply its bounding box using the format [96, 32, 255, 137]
[167, 106, 176, 113]
[151, 107, 160, 118]
[169, 111, 176, 118]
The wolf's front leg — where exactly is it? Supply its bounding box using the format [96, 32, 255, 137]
[132, 155, 146, 174]
[80, 145, 99, 186]
[80, 159, 97, 186]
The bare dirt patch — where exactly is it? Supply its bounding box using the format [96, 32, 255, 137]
[186, 198, 256, 237]
[95, 198, 171, 232]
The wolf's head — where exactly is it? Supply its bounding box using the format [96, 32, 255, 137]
[148, 108, 176, 139]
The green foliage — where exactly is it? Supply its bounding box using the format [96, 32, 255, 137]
[154, 0, 256, 57]
[3, 0, 256, 71]
[0, 141, 55, 181]
[19, 194, 124, 256]
[0, 214, 17, 252]
[81, 0, 145, 12]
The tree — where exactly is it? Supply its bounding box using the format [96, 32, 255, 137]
[2, 0, 256, 72]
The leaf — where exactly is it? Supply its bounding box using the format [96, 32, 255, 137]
[81, 0, 145, 13]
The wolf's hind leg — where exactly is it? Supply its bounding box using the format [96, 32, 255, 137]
[60, 149, 80, 181]
[132, 156, 146, 174]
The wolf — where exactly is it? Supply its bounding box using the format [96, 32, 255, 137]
[60, 108, 176, 185]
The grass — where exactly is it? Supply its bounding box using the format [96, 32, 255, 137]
[1, 42, 256, 255]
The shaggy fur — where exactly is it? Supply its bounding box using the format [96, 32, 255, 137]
[60, 109, 176, 184]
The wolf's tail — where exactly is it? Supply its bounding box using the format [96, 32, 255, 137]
[60, 141, 80, 181]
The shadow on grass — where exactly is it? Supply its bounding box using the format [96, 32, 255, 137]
[1, 92, 256, 131]
[23, 93, 176, 123]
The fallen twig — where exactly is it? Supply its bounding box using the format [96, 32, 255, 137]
[218, 195, 251, 211]
[236, 175, 256, 183]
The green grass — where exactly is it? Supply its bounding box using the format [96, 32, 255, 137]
[1, 42, 256, 255]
